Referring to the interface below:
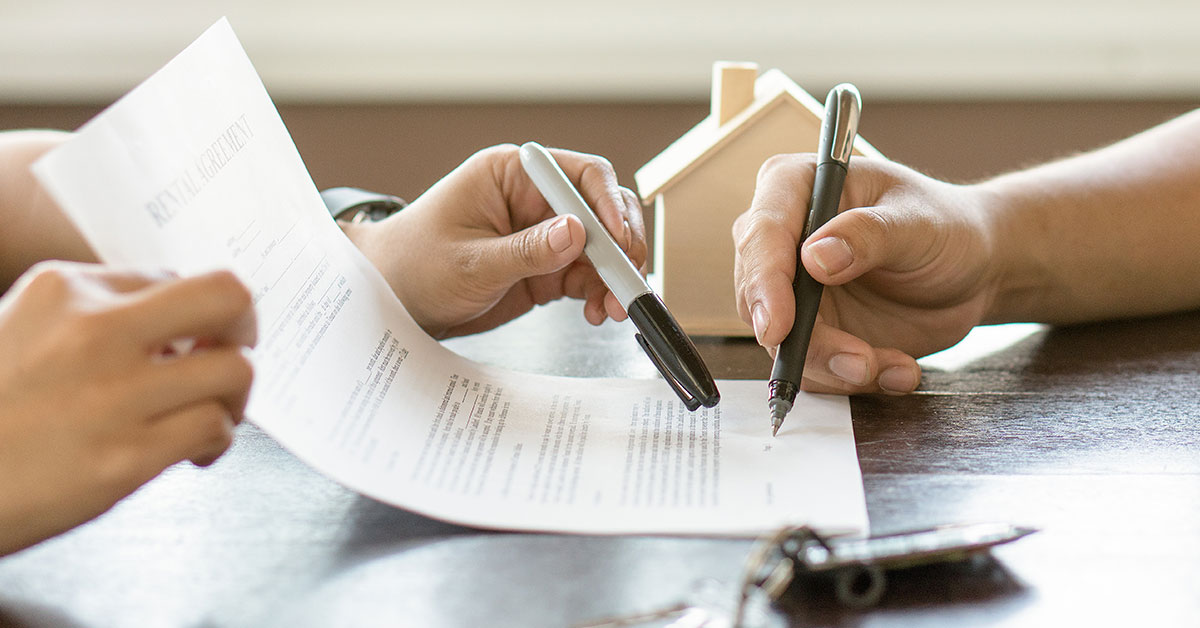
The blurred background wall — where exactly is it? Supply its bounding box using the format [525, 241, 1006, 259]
[2, 1, 1197, 203]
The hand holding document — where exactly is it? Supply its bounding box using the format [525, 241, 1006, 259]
[32, 18, 867, 536]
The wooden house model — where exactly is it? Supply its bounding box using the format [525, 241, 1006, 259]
[635, 62, 882, 336]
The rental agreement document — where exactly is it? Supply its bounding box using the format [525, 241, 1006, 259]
[32, 19, 867, 536]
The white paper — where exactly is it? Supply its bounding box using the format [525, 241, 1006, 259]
[32, 19, 867, 536]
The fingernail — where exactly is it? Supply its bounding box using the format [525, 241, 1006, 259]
[621, 218, 632, 250]
[829, 353, 870, 386]
[752, 303, 770, 345]
[548, 216, 573, 253]
[808, 237, 853, 275]
[879, 366, 919, 393]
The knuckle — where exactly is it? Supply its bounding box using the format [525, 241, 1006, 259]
[474, 143, 518, 164]
[491, 142, 520, 154]
[215, 349, 256, 393]
[231, 351, 256, 390]
[21, 262, 75, 299]
[731, 212, 771, 253]
[575, 154, 616, 185]
[847, 206, 892, 247]
[620, 187, 644, 216]
[757, 153, 792, 177]
[508, 230, 541, 270]
[196, 270, 254, 314]
[756, 153, 809, 182]
[582, 153, 615, 174]
[208, 420, 235, 454]
[207, 269, 252, 301]
[194, 405, 235, 457]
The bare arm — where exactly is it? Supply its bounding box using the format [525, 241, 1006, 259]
[984, 108, 1200, 324]
[0, 130, 95, 292]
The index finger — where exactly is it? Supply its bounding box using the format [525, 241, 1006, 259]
[11, 260, 176, 297]
[117, 269, 258, 350]
[548, 147, 645, 268]
[732, 154, 818, 346]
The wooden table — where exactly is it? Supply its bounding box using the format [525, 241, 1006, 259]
[0, 300, 1197, 627]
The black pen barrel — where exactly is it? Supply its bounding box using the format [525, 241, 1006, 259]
[769, 160, 847, 389]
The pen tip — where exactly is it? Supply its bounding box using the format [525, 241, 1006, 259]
[768, 397, 790, 437]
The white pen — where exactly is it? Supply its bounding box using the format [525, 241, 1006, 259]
[518, 142, 719, 410]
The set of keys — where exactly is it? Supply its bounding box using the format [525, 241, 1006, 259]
[572, 523, 1035, 627]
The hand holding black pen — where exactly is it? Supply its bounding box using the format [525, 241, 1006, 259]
[768, 84, 862, 436]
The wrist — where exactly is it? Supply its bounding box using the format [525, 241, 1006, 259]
[331, 203, 434, 334]
[974, 176, 1056, 324]
[321, 185, 410, 287]
[321, 187, 406, 224]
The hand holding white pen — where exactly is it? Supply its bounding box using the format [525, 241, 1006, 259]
[520, 142, 719, 410]
[341, 144, 648, 338]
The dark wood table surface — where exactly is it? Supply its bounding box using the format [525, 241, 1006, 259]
[1, 300, 1197, 627]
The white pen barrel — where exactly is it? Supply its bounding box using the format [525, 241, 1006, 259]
[577, 221, 651, 308]
[519, 142, 650, 308]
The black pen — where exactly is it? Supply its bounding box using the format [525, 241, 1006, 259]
[768, 84, 862, 436]
[519, 142, 720, 411]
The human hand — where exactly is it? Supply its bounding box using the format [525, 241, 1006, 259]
[732, 155, 998, 395]
[0, 263, 256, 556]
[342, 144, 646, 339]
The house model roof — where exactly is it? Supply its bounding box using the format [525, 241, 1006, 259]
[635, 68, 881, 201]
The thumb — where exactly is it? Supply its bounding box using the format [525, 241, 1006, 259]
[479, 214, 586, 282]
[801, 205, 933, 286]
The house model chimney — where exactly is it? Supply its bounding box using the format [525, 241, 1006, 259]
[711, 61, 758, 125]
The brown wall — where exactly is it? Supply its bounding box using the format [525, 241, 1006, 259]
[2, 99, 1194, 201]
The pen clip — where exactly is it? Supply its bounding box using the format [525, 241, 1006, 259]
[822, 83, 862, 165]
[635, 332, 702, 411]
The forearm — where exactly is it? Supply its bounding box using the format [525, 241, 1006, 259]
[0, 130, 96, 292]
[980, 109, 1200, 324]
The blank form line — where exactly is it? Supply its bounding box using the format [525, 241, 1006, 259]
[263, 242, 325, 338]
